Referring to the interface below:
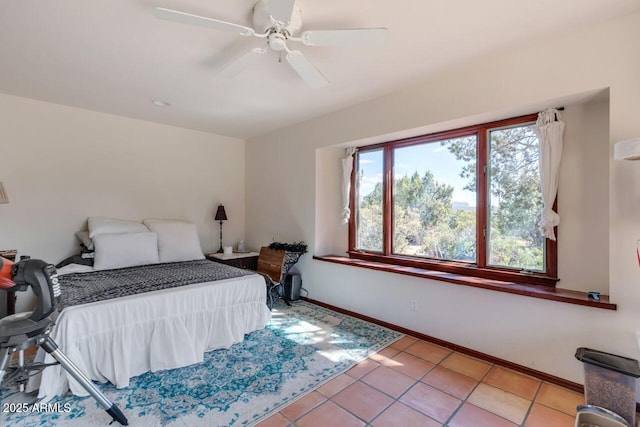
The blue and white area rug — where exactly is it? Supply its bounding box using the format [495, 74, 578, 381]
[2, 301, 402, 426]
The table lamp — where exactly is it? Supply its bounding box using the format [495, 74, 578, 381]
[215, 204, 228, 253]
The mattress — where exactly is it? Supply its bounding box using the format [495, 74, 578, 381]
[31, 262, 271, 400]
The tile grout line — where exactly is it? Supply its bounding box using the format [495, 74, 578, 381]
[530, 381, 585, 418]
[372, 347, 491, 426]
[278, 391, 327, 426]
[455, 360, 553, 426]
[382, 347, 471, 426]
[292, 362, 398, 427]
[423, 349, 461, 426]
[325, 378, 393, 426]
[519, 380, 544, 426]
[283, 355, 386, 425]
[391, 347, 451, 422]
[366, 359, 432, 426]
[350, 346, 446, 426]
[441, 356, 499, 426]
[477, 363, 530, 426]
[271, 343, 580, 427]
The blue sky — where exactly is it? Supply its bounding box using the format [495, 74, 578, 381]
[358, 138, 477, 207]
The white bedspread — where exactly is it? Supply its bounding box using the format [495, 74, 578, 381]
[33, 273, 271, 400]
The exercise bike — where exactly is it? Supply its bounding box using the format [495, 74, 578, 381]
[0, 256, 128, 425]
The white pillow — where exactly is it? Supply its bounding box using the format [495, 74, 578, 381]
[143, 219, 204, 263]
[93, 232, 160, 270]
[88, 216, 149, 238]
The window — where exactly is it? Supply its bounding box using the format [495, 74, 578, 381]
[487, 124, 545, 272]
[355, 149, 384, 252]
[393, 136, 477, 262]
[350, 114, 558, 286]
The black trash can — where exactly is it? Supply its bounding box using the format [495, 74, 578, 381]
[284, 273, 301, 301]
[575, 347, 640, 426]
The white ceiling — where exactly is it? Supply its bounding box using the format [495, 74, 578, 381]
[1, 0, 639, 139]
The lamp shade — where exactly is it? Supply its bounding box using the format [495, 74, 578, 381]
[0, 182, 8, 204]
[214, 204, 228, 221]
[614, 138, 640, 160]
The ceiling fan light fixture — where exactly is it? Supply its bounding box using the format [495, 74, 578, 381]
[268, 32, 288, 51]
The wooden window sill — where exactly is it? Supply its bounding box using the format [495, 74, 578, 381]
[313, 255, 616, 310]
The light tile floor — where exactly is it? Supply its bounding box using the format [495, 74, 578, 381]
[256, 335, 587, 427]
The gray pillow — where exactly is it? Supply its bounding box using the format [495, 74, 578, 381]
[75, 231, 94, 250]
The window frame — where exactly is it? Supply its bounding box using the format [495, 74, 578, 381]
[348, 114, 558, 287]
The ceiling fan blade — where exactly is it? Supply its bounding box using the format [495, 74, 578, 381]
[285, 50, 328, 90]
[300, 28, 388, 47]
[268, 0, 296, 27]
[219, 48, 267, 78]
[154, 7, 255, 37]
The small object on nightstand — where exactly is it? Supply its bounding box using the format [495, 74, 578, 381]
[237, 241, 245, 252]
[0, 249, 17, 260]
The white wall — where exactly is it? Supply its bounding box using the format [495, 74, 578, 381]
[557, 98, 610, 292]
[246, 11, 640, 388]
[0, 93, 245, 314]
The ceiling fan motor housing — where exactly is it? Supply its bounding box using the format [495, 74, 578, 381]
[267, 32, 288, 51]
[253, 0, 302, 35]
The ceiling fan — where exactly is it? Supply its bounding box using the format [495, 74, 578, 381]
[154, 0, 388, 89]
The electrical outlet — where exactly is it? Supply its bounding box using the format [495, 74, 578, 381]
[410, 299, 418, 312]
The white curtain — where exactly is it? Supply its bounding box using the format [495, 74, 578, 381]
[535, 109, 565, 241]
[341, 147, 356, 223]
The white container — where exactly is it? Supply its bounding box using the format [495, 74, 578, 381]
[575, 405, 630, 427]
[575, 348, 640, 427]
[223, 246, 233, 255]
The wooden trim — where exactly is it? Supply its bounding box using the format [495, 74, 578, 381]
[546, 198, 559, 278]
[356, 113, 539, 153]
[305, 296, 640, 412]
[350, 113, 558, 284]
[477, 129, 487, 268]
[347, 251, 558, 287]
[0, 250, 17, 261]
[302, 296, 584, 393]
[383, 145, 393, 255]
[348, 152, 356, 253]
[314, 255, 616, 310]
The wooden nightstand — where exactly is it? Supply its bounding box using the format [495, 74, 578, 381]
[206, 252, 260, 270]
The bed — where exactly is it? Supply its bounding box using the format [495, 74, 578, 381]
[27, 217, 271, 401]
